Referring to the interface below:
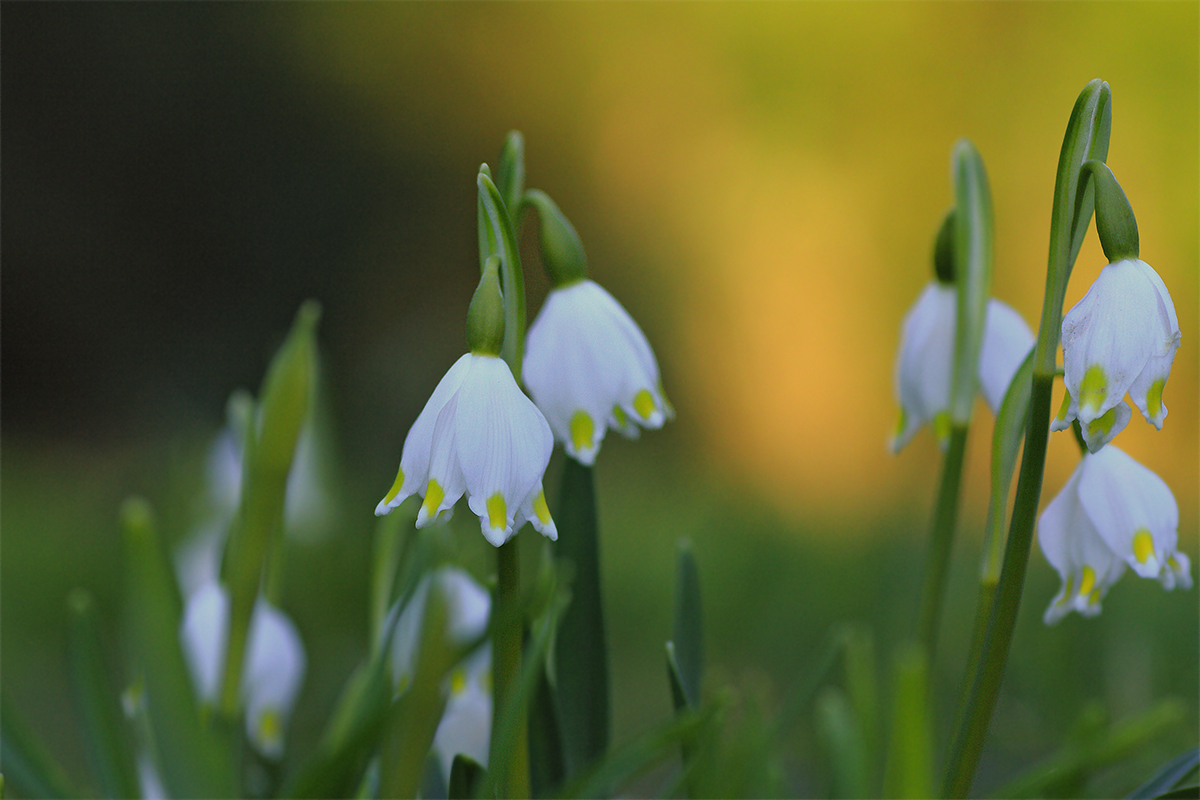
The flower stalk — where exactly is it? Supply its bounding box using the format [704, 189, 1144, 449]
[943, 79, 1111, 798]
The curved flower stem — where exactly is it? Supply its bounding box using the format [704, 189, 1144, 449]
[943, 79, 1110, 797]
[915, 424, 969, 658]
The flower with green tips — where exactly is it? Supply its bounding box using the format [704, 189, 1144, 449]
[375, 353, 557, 547]
[523, 279, 672, 466]
[1051, 258, 1180, 452]
[890, 282, 1034, 452]
[1038, 444, 1191, 624]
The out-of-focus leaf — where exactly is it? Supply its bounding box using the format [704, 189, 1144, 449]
[0, 695, 78, 799]
[448, 754, 485, 800]
[496, 131, 525, 227]
[421, 751, 448, 800]
[557, 705, 718, 800]
[772, 626, 850, 739]
[842, 623, 879, 795]
[993, 699, 1186, 799]
[1151, 785, 1200, 799]
[817, 686, 868, 799]
[1128, 747, 1200, 799]
[370, 504, 411, 652]
[67, 589, 139, 799]
[672, 539, 703, 709]
[122, 497, 233, 798]
[529, 666, 566, 799]
[883, 642, 932, 800]
[553, 459, 609, 777]
[980, 349, 1035, 582]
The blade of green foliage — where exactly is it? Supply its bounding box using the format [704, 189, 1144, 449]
[672, 539, 704, 709]
[380, 586, 456, 799]
[556, 705, 717, 800]
[553, 459, 610, 777]
[67, 588, 140, 799]
[883, 642, 932, 800]
[449, 754, 485, 800]
[992, 699, 1185, 799]
[981, 349, 1034, 581]
[1150, 785, 1200, 799]
[283, 653, 392, 799]
[496, 131, 526, 225]
[370, 506, 410, 652]
[221, 301, 319, 717]
[772, 626, 850, 739]
[0, 694, 78, 799]
[665, 642, 704, 799]
[122, 497, 234, 798]
[817, 686, 869, 799]
[842, 624, 879, 795]
[529, 667, 567, 798]
[948, 138, 994, 426]
[1128, 747, 1200, 799]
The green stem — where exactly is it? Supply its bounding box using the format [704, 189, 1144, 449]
[915, 424, 969, 658]
[494, 536, 529, 798]
[943, 371, 1054, 797]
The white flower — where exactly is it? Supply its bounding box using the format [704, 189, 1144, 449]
[1051, 258, 1181, 452]
[523, 279, 672, 466]
[179, 583, 306, 759]
[433, 644, 493, 780]
[389, 567, 491, 695]
[375, 353, 556, 547]
[1038, 445, 1191, 624]
[891, 282, 1035, 452]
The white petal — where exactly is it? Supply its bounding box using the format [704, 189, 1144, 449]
[206, 429, 244, 516]
[1161, 551, 1192, 592]
[174, 522, 226, 601]
[457, 356, 552, 545]
[891, 283, 955, 452]
[379, 354, 474, 516]
[438, 568, 491, 646]
[517, 481, 558, 541]
[1077, 446, 1179, 579]
[1061, 261, 1158, 424]
[417, 382, 468, 528]
[243, 599, 306, 759]
[433, 646, 493, 779]
[978, 298, 1034, 413]
[180, 582, 230, 704]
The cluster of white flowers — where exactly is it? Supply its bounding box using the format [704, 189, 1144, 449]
[1038, 253, 1187, 621]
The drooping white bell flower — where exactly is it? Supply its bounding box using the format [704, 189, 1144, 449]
[389, 567, 491, 695]
[179, 582, 306, 759]
[1051, 258, 1181, 452]
[433, 643, 493, 780]
[890, 282, 1035, 453]
[375, 352, 557, 547]
[524, 279, 673, 466]
[1038, 445, 1191, 624]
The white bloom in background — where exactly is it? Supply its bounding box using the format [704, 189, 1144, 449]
[179, 582, 306, 759]
[390, 567, 490, 695]
[891, 282, 1034, 452]
[1051, 258, 1181, 452]
[1039, 445, 1191, 624]
[375, 353, 556, 547]
[524, 279, 673, 466]
[433, 644, 493, 780]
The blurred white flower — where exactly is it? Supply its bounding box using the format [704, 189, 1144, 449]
[390, 567, 490, 695]
[891, 282, 1034, 452]
[433, 644, 493, 780]
[375, 353, 556, 547]
[1051, 258, 1181, 452]
[524, 279, 672, 466]
[1039, 445, 1191, 624]
[179, 582, 306, 759]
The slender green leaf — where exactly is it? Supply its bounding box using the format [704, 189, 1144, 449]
[981, 349, 1035, 583]
[1152, 785, 1200, 799]
[883, 642, 932, 800]
[122, 497, 233, 798]
[529, 666, 566, 799]
[842, 623, 879, 795]
[449, 754, 485, 800]
[477, 170, 526, 378]
[370, 503, 412, 652]
[496, 131, 526, 226]
[553, 459, 610, 777]
[816, 686, 868, 799]
[771, 626, 850, 739]
[67, 589, 139, 799]
[557, 705, 717, 800]
[0, 694, 78, 799]
[672, 539, 704, 709]
[993, 699, 1185, 799]
[949, 138, 994, 425]
[1129, 747, 1200, 799]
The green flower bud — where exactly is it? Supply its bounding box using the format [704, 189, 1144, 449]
[466, 256, 505, 356]
[933, 209, 955, 285]
[1080, 160, 1138, 262]
[524, 189, 588, 287]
